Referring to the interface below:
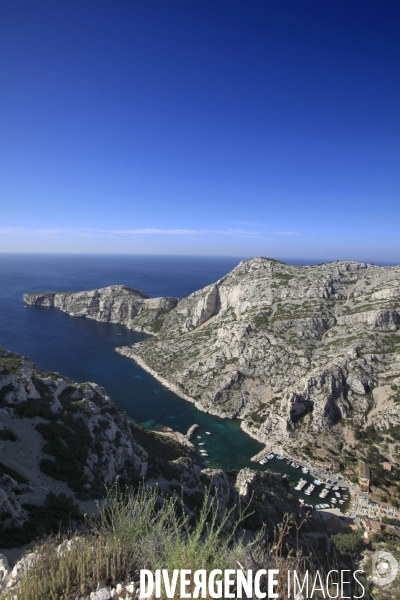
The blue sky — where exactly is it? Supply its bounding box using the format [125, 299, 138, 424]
[1, 0, 399, 260]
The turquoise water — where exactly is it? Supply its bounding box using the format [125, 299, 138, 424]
[0, 253, 390, 497]
[0, 254, 264, 471]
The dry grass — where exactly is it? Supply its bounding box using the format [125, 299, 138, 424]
[2, 485, 325, 600]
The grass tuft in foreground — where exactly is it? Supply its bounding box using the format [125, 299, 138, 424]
[3, 484, 319, 600]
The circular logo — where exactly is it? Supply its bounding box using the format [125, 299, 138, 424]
[371, 551, 399, 586]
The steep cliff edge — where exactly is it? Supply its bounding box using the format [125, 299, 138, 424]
[0, 347, 302, 557]
[116, 259, 400, 468]
[0, 347, 148, 538]
[24, 258, 400, 479]
[24, 285, 178, 333]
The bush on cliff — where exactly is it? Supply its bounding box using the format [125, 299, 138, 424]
[3, 484, 313, 600]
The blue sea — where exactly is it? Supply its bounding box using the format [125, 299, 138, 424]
[0, 253, 395, 478]
[0, 254, 264, 471]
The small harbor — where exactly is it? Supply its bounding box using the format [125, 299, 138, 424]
[252, 452, 351, 512]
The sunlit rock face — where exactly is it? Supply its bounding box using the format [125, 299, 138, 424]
[25, 258, 400, 461]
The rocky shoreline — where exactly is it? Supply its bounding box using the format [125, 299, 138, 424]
[116, 348, 199, 406]
[24, 258, 400, 485]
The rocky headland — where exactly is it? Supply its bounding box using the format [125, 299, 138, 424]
[24, 258, 400, 500]
[23, 285, 178, 334]
[0, 347, 302, 562]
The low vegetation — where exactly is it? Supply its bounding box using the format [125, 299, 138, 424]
[0, 492, 81, 548]
[2, 484, 326, 600]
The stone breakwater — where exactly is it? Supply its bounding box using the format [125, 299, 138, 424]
[185, 424, 199, 440]
[24, 258, 400, 468]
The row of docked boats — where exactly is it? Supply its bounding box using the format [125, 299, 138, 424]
[197, 435, 210, 459]
[288, 460, 301, 468]
[257, 452, 285, 465]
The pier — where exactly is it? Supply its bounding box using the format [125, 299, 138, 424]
[250, 447, 273, 462]
[185, 423, 199, 440]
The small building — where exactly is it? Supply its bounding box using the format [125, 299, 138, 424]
[363, 520, 382, 539]
[359, 462, 371, 493]
[345, 469, 354, 476]
[363, 520, 382, 534]
[382, 462, 392, 471]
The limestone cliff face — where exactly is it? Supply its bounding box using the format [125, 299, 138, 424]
[0, 347, 148, 528]
[24, 258, 400, 462]
[24, 286, 178, 333]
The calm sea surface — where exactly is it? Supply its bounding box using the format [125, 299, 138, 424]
[0, 253, 395, 497]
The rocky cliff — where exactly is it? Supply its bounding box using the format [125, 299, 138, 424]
[24, 285, 178, 333]
[0, 347, 148, 535]
[0, 347, 302, 560]
[24, 258, 400, 475]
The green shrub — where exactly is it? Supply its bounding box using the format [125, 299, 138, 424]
[331, 531, 364, 558]
[5, 484, 263, 600]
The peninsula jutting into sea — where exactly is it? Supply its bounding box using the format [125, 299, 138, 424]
[24, 257, 400, 503]
[2, 0, 400, 595]
[0, 254, 398, 599]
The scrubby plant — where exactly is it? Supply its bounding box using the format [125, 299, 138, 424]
[2, 484, 322, 600]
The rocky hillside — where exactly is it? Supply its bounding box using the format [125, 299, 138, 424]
[24, 258, 400, 477]
[0, 347, 148, 540]
[0, 346, 304, 555]
[24, 285, 178, 333]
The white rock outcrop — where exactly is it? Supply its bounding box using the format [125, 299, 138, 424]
[0, 347, 148, 519]
[24, 258, 400, 460]
[24, 286, 178, 333]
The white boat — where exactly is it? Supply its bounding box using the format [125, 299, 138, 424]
[295, 479, 307, 491]
[304, 484, 315, 496]
[205, 432, 211, 435]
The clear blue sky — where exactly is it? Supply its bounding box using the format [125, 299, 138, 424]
[1, 0, 399, 260]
